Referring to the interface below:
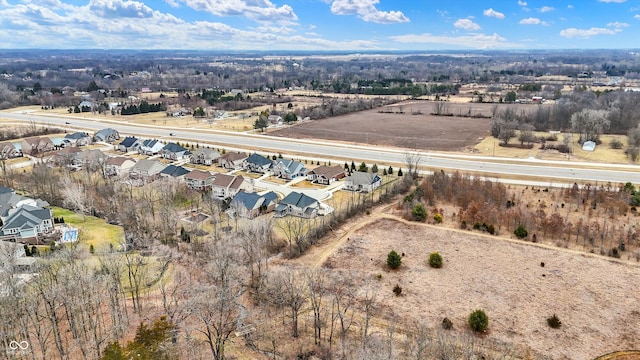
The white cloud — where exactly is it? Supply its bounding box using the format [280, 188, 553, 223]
[608, 21, 629, 27]
[567, 4, 573, 9]
[517, 0, 527, 6]
[483, 8, 505, 19]
[175, 0, 298, 24]
[0, 1, 377, 50]
[519, 17, 547, 25]
[454, 18, 481, 31]
[391, 32, 518, 49]
[164, 0, 179, 7]
[598, 0, 626, 2]
[635, 14, 640, 19]
[539, 6, 554, 12]
[89, 0, 154, 18]
[329, 0, 409, 24]
[560, 27, 620, 38]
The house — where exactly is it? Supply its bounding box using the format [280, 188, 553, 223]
[184, 169, 215, 191]
[104, 156, 136, 177]
[243, 153, 273, 173]
[275, 191, 321, 218]
[94, 128, 120, 143]
[129, 159, 166, 183]
[343, 171, 382, 193]
[211, 174, 247, 199]
[0, 190, 49, 219]
[219, 152, 248, 170]
[0, 142, 20, 159]
[64, 132, 92, 147]
[307, 165, 346, 185]
[0, 205, 54, 243]
[160, 143, 190, 161]
[138, 139, 164, 155]
[21, 137, 54, 155]
[73, 149, 107, 169]
[273, 159, 308, 180]
[117, 136, 142, 152]
[190, 148, 221, 166]
[48, 146, 81, 166]
[79, 100, 96, 110]
[229, 191, 278, 219]
[160, 165, 190, 179]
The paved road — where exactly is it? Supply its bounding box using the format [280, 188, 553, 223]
[3, 110, 640, 184]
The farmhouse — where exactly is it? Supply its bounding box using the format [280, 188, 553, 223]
[306, 165, 346, 185]
[344, 171, 382, 193]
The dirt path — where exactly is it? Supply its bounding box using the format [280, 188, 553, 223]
[297, 205, 640, 270]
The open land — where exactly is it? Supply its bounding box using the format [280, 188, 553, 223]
[291, 214, 640, 360]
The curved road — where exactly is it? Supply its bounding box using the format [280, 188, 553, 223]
[3, 110, 640, 184]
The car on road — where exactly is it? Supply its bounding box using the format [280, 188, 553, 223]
[169, 133, 176, 136]
[65, 121, 70, 124]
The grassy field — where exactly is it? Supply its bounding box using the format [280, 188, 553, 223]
[52, 207, 125, 251]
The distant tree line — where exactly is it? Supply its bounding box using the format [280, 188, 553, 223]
[120, 101, 166, 115]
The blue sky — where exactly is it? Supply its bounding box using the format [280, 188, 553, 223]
[0, 0, 638, 50]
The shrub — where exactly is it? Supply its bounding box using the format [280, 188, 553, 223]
[610, 139, 624, 149]
[547, 314, 562, 329]
[387, 250, 402, 269]
[514, 224, 528, 239]
[428, 252, 443, 268]
[468, 309, 489, 332]
[433, 213, 443, 223]
[411, 204, 427, 222]
[376, 273, 382, 280]
[442, 317, 453, 330]
[393, 284, 402, 296]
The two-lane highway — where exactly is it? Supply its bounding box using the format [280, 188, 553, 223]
[3, 110, 640, 184]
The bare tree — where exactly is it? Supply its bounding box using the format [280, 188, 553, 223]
[276, 216, 310, 255]
[403, 152, 423, 179]
[305, 269, 326, 345]
[237, 217, 273, 299]
[61, 174, 87, 221]
[271, 269, 308, 338]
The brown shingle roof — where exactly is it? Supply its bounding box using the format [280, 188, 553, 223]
[186, 169, 214, 181]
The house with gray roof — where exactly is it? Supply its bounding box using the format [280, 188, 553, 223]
[0, 205, 54, 243]
[138, 139, 164, 155]
[117, 136, 142, 152]
[64, 132, 92, 147]
[273, 159, 308, 180]
[129, 159, 166, 183]
[0, 189, 49, 219]
[219, 152, 248, 170]
[229, 191, 278, 219]
[48, 146, 81, 166]
[94, 128, 120, 143]
[275, 191, 321, 218]
[307, 165, 346, 185]
[243, 153, 273, 174]
[190, 148, 221, 166]
[343, 172, 382, 193]
[211, 174, 247, 199]
[160, 143, 190, 161]
[160, 165, 190, 179]
[73, 149, 107, 170]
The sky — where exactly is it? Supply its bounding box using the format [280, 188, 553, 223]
[0, 0, 639, 51]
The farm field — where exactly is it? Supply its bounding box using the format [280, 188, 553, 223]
[270, 101, 547, 151]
